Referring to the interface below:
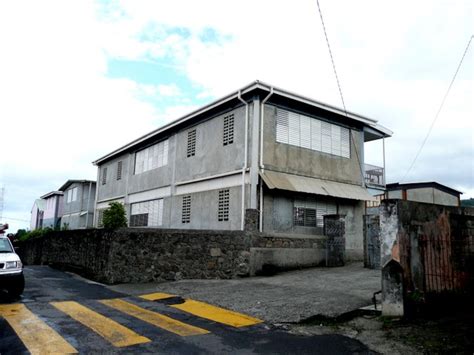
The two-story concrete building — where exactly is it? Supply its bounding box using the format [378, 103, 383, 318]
[40, 191, 63, 229]
[93, 81, 391, 259]
[59, 180, 96, 229]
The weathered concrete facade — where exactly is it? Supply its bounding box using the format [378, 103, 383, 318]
[40, 191, 63, 229]
[380, 200, 474, 316]
[59, 180, 96, 229]
[386, 182, 461, 207]
[93, 81, 391, 259]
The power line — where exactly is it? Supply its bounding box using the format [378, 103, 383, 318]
[400, 35, 473, 182]
[1, 216, 30, 223]
[316, 0, 347, 113]
[315, 0, 365, 181]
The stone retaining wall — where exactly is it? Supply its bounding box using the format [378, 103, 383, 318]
[19, 227, 330, 284]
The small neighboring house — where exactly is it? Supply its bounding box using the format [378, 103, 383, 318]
[92, 80, 392, 260]
[385, 182, 462, 207]
[59, 180, 96, 229]
[30, 199, 46, 230]
[40, 191, 63, 229]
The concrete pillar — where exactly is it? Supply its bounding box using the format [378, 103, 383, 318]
[244, 209, 259, 232]
[382, 260, 404, 317]
[324, 214, 346, 266]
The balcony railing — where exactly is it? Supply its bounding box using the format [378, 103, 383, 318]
[364, 164, 385, 187]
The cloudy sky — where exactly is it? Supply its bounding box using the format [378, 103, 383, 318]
[0, 0, 472, 232]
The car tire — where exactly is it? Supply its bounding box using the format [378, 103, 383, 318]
[8, 274, 25, 297]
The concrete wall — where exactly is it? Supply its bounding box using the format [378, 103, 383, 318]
[380, 200, 474, 316]
[387, 190, 403, 199]
[169, 185, 243, 230]
[19, 228, 329, 284]
[262, 104, 363, 186]
[97, 153, 132, 201]
[174, 107, 246, 182]
[387, 188, 459, 207]
[95, 106, 248, 231]
[262, 189, 364, 260]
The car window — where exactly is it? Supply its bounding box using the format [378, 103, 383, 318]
[0, 239, 13, 252]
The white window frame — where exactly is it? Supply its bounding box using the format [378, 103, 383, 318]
[276, 108, 351, 158]
[130, 199, 164, 227]
[67, 187, 78, 203]
[134, 140, 169, 175]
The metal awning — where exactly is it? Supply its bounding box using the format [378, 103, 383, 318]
[260, 170, 376, 201]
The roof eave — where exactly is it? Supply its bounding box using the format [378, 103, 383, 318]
[93, 80, 391, 165]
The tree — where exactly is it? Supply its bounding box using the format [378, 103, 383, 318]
[102, 202, 127, 229]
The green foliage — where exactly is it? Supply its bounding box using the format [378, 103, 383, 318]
[61, 223, 70, 231]
[14, 229, 28, 241]
[18, 227, 53, 242]
[102, 202, 128, 229]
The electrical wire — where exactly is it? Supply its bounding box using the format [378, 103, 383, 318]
[400, 35, 473, 182]
[315, 0, 366, 181]
[1, 216, 30, 223]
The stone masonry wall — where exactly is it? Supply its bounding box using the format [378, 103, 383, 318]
[19, 228, 327, 284]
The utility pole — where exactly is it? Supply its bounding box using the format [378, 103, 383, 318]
[0, 186, 4, 223]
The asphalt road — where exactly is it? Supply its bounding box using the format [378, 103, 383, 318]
[0, 266, 373, 354]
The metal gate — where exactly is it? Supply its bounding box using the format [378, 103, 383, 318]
[364, 215, 380, 269]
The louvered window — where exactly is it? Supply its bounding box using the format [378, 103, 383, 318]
[135, 140, 169, 174]
[117, 161, 122, 180]
[223, 114, 234, 146]
[182, 195, 191, 223]
[101, 167, 107, 185]
[187, 129, 196, 157]
[294, 199, 337, 227]
[218, 189, 230, 221]
[275, 108, 350, 158]
[130, 199, 163, 227]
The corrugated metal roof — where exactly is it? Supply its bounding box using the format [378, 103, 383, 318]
[260, 170, 376, 201]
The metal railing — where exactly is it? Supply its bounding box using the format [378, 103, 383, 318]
[364, 164, 385, 186]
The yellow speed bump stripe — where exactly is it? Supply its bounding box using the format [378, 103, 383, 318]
[100, 299, 209, 336]
[139, 292, 175, 301]
[0, 303, 77, 354]
[139, 293, 263, 328]
[51, 301, 150, 347]
[171, 300, 263, 328]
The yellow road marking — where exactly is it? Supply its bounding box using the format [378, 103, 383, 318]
[0, 303, 77, 354]
[171, 300, 263, 328]
[139, 292, 175, 301]
[51, 301, 150, 347]
[139, 293, 263, 328]
[100, 298, 209, 336]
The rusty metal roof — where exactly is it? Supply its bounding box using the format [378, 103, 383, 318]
[260, 170, 376, 201]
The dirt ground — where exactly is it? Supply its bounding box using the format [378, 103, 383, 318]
[287, 312, 474, 354]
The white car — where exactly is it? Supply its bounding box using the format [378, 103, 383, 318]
[0, 236, 25, 297]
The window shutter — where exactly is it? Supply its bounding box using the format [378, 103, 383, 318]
[276, 109, 289, 144]
[187, 130, 196, 157]
[223, 114, 234, 146]
[311, 119, 322, 151]
[331, 125, 341, 156]
[321, 122, 332, 154]
[341, 127, 350, 158]
[218, 189, 230, 221]
[300, 115, 311, 149]
[288, 112, 300, 146]
[182, 195, 191, 223]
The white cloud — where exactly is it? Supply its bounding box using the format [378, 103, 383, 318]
[157, 84, 182, 97]
[0, 0, 473, 232]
